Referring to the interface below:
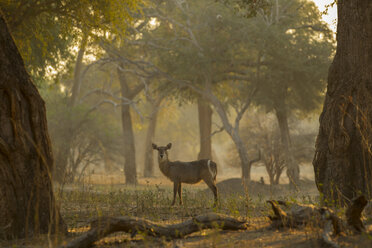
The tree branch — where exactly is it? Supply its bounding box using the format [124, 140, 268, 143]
[234, 85, 258, 130]
[249, 147, 261, 166]
[59, 213, 248, 248]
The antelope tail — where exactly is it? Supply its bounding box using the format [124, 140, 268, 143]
[207, 160, 217, 181]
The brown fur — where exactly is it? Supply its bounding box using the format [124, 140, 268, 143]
[152, 143, 218, 206]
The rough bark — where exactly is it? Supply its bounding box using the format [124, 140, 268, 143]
[345, 195, 368, 232]
[59, 213, 248, 248]
[0, 14, 66, 238]
[197, 97, 213, 160]
[313, 0, 372, 205]
[275, 106, 299, 189]
[143, 97, 162, 178]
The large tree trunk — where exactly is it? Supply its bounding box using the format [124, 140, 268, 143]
[0, 14, 66, 238]
[197, 97, 213, 160]
[313, 0, 372, 205]
[118, 70, 137, 185]
[143, 98, 162, 178]
[275, 105, 300, 189]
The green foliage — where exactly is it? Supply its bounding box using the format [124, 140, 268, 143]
[0, 0, 141, 80]
[250, 0, 335, 114]
[221, 0, 272, 17]
[0, 2, 74, 81]
[138, 0, 257, 105]
[128, 0, 334, 115]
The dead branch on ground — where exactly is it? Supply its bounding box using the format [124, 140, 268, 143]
[59, 213, 248, 248]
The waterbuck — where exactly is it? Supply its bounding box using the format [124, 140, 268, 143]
[152, 143, 218, 206]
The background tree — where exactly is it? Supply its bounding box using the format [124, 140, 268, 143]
[144, 0, 219, 161]
[0, 13, 65, 238]
[251, 0, 334, 187]
[0, 1, 141, 184]
[143, 87, 165, 177]
[249, 113, 286, 185]
[313, 0, 372, 205]
[197, 97, 213, 160]
[236, 110, 317, 185]
[43, 82, 124, 183]
[141, 0, 262, 180]
[96, 20, 160, 184]
[117, 70, 147, 185]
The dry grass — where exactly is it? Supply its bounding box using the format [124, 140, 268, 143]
[1, 175, 368, 247]
[56, 176, 321, 247]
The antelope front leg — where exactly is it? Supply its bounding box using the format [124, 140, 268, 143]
[171, 181, 179, 206]
[178, 182, 183, 205]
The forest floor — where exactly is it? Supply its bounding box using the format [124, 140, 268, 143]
[2, 176, 371, 247]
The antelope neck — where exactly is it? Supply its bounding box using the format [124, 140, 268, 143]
[158, 158, 170, 174]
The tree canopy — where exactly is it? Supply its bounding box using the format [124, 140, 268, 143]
[0, 0, 140, 80]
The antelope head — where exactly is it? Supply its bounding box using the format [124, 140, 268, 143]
[152, 143, 172, 162]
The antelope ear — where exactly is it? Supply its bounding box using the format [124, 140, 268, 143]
[166, 143, 172, 150]
[152, 143, 158, 150]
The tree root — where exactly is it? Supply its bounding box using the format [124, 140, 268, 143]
[59, 213, 248, 248]
[267, 195, 369, 247]
[346, 195, 368, 232]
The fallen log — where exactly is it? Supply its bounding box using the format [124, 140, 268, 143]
[267, 200, 326, 228]
[59, 213, 248, 248]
